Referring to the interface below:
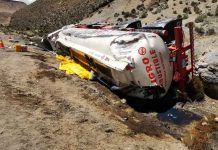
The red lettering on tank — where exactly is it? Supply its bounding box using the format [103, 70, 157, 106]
[142, 49, 165, 86]
[151, 78, 157, 84]
[153, 58, 159, 64]
[158, 73, 162, 79]
[142, 58, 149, 64]
[157, 69, 162, 75]
[150, 50, 164, 87]
[149, 73, 155, 80]
[146, 65, 152, 72]
[150, 49, 156, 55]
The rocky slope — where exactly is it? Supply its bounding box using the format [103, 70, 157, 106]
[9, 0, 114, 34]
[9, 0, 218, 36]
[82, 0, 218, 35]
[0, 0, 26, 25]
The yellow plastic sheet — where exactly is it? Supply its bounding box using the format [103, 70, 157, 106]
[56, 55, 91, 79]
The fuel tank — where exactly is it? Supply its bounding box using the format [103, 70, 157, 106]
[46, 25, 173, 99]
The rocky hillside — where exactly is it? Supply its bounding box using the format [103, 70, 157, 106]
[9, 0, 114, 34]
[9, 0, 218, 36]
[82, 0, 218, 36]
[0, 0, 26, 25]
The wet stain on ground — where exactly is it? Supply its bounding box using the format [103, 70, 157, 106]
[24, 54, 47, 62]
[2, 82, 42, 110]
[157, 108, 202, 125]
[35, 61, 72, 82]
[81, 83, 185, 139]
[35, 70, 68, 82]
[37, 62, 57, 70]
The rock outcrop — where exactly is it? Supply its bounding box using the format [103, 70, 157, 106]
[196, 49, 218, 99]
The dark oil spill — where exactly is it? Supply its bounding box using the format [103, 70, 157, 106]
[122, 85, 203, 126]
[157, 108, 202, 125]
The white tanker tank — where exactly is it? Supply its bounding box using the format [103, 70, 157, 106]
[44, 19, 194, 99]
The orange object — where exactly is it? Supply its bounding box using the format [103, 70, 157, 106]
[15, 44, 27, 52]
[16, 44, 22, 52]
[0, 39, 5, 49]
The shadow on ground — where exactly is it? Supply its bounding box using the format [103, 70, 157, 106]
[114, 85, 182, 113]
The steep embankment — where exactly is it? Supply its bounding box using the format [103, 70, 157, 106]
[9, 0, 114, 34]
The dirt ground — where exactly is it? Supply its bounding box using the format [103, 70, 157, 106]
[0, 31, 217, 150]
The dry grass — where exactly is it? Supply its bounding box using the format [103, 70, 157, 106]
[183, 114, 218, 150]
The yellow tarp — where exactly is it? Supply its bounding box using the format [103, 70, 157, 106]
[56, 55, 91, 79]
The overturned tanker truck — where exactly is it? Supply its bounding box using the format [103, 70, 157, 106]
[43, 18, 195, 99]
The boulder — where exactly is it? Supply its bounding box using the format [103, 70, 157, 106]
[196, 49, 218, 99]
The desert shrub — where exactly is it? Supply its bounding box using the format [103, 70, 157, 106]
[207, 12, 213, 16]
[195, 26, 205, 35]
[179, 1, 183, 4]
[212, 0, 217, 3]
[114, 13, 119, 17]
[149, 7, 153, 11]
[160, 3, 168, 9]
[152, 2, 159, 7]
[140, 13, 147, 18]
[156, 17, 161, 20]
[195, 14, 206, 23]
[183, 13, 189, 19]
[206, 28, 216, 35]
[177, 14, 182, 19]
[191, 1, 199, 7]
[173, 10, 177, 14]
[131, 9, 136, 14]
[136, 4, 146, 11]
[122, 11, 131, 18]
[194, 6, 202, 14]
[183, 7, 192, 14]
[215, 6, 218, 16]
[122, 10, 138, 18]
[117, 18, 123, 22]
